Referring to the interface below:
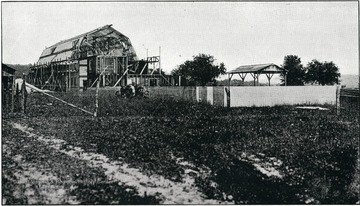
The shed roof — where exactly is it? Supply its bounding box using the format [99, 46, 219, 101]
[228, 63, 285, 74]
[37, 24, 138, 65]
[2, 64, 16, 76]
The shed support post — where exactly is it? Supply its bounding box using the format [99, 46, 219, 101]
[250, 73, 258, 86]
[266, 73, 274, 86]
[238, 73, 247, 86]
[226, 73, 233, 108]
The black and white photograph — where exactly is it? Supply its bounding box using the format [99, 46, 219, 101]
[1, 1, 359, 204]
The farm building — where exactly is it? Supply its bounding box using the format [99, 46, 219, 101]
[2, 64, 16, 90]
[2, 64, 16, 112]
[227, 63, 287, 86]
[28, 25, 177, 91]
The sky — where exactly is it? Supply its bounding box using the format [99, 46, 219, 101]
[2, 1, 359, 81]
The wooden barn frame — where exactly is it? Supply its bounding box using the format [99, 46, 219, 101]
[28, 25, 174, 91]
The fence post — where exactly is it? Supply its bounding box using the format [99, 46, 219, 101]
[20, 74, 27, 113]
[196, 86, 200, 102]
[10, 77, 15, 113]
[225, 87, 230, 108]
[336, 85, 341, 115]
[94, 74, 100, 117]
[207, 86, 214, 105]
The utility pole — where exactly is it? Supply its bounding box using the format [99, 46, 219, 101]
[159, 46, 161, 75]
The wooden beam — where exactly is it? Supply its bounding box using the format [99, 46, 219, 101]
[140, 63, 147, 75]
[265, 73, 275, 86]
[238, 73, 247, 85]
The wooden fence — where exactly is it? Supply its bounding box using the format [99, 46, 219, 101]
[2, 76, 27, 114]
[340, 88, 359, 116]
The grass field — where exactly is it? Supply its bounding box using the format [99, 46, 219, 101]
[2, 91, 359, 204]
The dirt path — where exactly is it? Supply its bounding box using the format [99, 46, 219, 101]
[2, 151, 79, 204]
[10, 122, 230, 204]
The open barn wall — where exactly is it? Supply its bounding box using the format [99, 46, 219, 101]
[28, 25, 173, 91]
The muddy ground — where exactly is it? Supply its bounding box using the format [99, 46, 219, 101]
[2, 94, 359, 204]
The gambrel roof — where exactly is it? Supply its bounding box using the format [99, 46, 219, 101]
[37, 25, 138, 65]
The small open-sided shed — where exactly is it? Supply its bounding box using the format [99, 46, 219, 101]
[227, 63, 287, 86]
[2, 64, 16, 90]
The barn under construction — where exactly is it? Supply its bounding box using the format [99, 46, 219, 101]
[28, 25, 177, 91]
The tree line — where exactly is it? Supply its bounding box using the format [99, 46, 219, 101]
[280, 55, 340, 86]
[171, 54, 340, 86]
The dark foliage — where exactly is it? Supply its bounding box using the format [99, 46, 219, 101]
[171, 54, 226, 86]
[305, 60, 341, 85]
[280, 55, 306, 85]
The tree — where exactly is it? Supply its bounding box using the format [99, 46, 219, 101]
[171, 54, 226, 86]
[280, 55, 306, 85]
[305, 60, 341, 85]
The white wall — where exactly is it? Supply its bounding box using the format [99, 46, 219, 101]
[229, 86, 338, 107]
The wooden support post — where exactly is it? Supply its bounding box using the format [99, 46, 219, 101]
[94, 74, 100, 117]
[159, 46, 161, 76]
[40, 67, 43, 85]
[125, 56, 128, 77]
[336, 85, 341, 115]
[266, 73, 274, 86]
[52, 64, 55, 90]
[227, 73, 233, 108]
[140, 63, 147, 75]
[228, 73, 231, 88]
[65, 65, 68, 91]
[68, 64, 71, 90]
[34, 67, 38, 86]
[238, 73, 247, 86]
[10, 77, 15, 113]
[250, 73, 256, 86]
[102, 73, 106, 87]
[254, 74, 256, 86]
[20, 74, 27, 113]
[122, 57, 125, 74]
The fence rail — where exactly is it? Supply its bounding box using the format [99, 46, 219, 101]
[340, 88, 359, 97]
